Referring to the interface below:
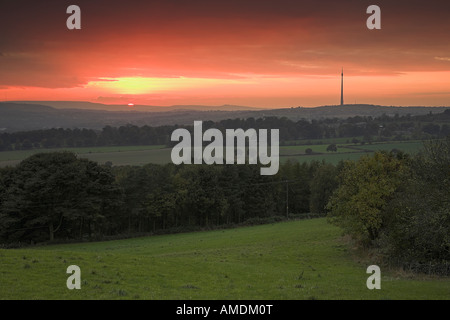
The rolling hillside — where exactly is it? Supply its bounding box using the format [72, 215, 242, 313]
[1, 102, 448, 131]
[1, 218, 448, 300]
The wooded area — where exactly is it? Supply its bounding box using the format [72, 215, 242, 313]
[1, 110, 449, 151]
[0, 155, 332, 243]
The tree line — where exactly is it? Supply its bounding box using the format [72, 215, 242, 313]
[1, 110, 449, 151]
[0, 154, 339, 245]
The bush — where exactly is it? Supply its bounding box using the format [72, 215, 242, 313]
[327, 138, 450, 273]
[326, 151, 410, 246]
[380, 138, 450, 267]
[326, 144, 337, 152]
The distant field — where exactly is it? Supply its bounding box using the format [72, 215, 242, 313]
[356, 141, 424, 154]
[283, 137, 363, 145]
[280, 152, 370, 165]
[280, 144, 356, 154]
[279, 140, 425, 164]
[0, 145, 169, 167]
[0, 218, 448, 300]
[0, 140, 426, 167]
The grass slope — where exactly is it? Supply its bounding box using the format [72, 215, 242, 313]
[0, 218, 448, 300]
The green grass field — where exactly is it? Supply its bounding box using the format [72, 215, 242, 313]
[0, 145, 170, 167]
[280, 144, 356, 154]
[0, 218, 448, 300]
[0, 140, 426, 167]
[278, 140, 425, 164]
[355, 141, 424, 154]
[280, 152, 369, 165]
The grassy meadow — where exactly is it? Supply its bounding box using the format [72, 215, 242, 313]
[0, 218, 448, 300]
[0, 140, 426, 167]
[0, 145, 170, 167]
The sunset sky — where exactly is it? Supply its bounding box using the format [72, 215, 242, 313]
[1, 0, 450, 108]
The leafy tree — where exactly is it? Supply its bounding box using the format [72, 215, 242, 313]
[326, 144, 337, 152]
[0, 167, 20, 242]
[309, 163, 339, 214]
[0, 152, 123, 242]
[422, 123, 440, 136]
[381, 138, 450, 266]
[181, 165, 228, 227]
[326, 152, 410, 246]
[290, 161, 316, 214]
[145, 164, 179, 230]
[78, 159, 124, 238]
[219, 165, 244, 224]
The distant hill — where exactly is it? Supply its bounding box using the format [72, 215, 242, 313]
[244, 104, 450, 121]
[10, 101, 262, 112]
[0, 102, 449, 132]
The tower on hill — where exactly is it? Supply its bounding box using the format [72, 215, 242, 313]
[340, 68, 344, 106]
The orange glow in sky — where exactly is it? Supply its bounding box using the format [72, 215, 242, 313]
[1, 1, 450, 108]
